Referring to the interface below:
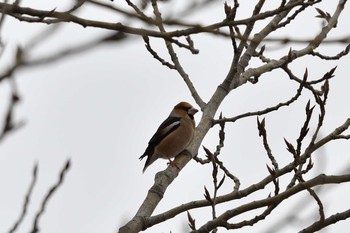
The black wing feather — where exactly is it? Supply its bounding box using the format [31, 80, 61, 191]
[139, 116, 181, 159]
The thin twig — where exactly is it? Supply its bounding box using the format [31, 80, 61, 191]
[299, 209, 350, 233]
[30, 160, 71, 233]
[8, 163, 38, 233]
[149, 0, 205, 108]
[213, 75, 305, 125]
[145, 118, 350, 228]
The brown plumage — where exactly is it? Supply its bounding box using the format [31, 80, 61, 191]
[139, 102, 198, 172]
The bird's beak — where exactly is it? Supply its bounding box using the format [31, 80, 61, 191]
[188, 107, 198, 115]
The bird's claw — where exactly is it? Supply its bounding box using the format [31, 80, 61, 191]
[167, 159, 180, 170]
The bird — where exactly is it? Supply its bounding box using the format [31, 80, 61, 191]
[139, 102, 198, 173]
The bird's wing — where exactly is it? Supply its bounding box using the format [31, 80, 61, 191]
[139, 116, 181, 159]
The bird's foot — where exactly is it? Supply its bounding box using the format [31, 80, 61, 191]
[167, 158, 180, 170]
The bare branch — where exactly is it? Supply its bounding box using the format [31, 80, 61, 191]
[8, 163, 38, 233]
[148, 0, 205, 108]
[194, 174, 350, 232]
[222, 204, 277, 230]
[143, 35, 176, 69]
[187, 211, 196, 231]
[144, 118, 350, 229]
[213, 72, 306, 125]
[0, 1, 319, 40]
[311, 43, 350, 60]
[0, 76, 24, 143]
[2, 1, 348, 233]
[299, 209, 350, 233]
[257, 117, 279, 170]
[30, 160, 71, 233]
[237, 0, 346, 87]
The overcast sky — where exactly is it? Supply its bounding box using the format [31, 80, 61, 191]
[1, 1, 350, 233]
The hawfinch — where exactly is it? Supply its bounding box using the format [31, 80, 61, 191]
[139, 102, 198, 172]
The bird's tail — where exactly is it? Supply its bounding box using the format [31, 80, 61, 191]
[141, 154, 158, 173]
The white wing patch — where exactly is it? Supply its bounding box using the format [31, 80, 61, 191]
[160, 121, 181, 136]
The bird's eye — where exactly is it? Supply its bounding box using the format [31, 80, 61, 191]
[180, 106, 190, 111]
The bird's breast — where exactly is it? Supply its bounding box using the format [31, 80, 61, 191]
[154, 120, 194, 159]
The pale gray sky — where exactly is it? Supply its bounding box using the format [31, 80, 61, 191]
[1, 1, 350, 233]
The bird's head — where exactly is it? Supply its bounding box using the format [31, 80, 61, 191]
[172, 102, 198, 119]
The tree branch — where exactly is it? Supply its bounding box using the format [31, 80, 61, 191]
[8, 163, 38, 233]
[299, 209, 350, 233]
[194, 174, 350, 232]
[143, 118, 350, 228]
[30, 160, 71, 233]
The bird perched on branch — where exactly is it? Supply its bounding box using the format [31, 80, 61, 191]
[139, 102, 198, 173]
